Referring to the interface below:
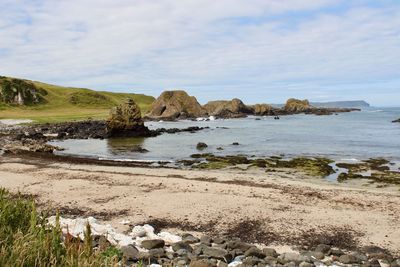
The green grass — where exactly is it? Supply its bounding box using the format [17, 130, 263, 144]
[0, 188, 121, 266]
[0, 77, 155, 123]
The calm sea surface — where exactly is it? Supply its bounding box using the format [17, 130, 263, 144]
[51, 107, 400, 163]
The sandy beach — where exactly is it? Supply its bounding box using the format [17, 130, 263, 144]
[1, 154, 399, 255]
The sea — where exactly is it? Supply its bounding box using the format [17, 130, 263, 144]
[51, 107, 400, 165]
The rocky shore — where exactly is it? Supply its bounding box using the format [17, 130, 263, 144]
[0, 120, 208, 154]
[49, 216, 400, 267]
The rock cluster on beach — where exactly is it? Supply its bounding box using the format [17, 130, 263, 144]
[48, 216, 400, 267]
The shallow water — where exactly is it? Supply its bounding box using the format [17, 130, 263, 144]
[51, 107, 400, 163]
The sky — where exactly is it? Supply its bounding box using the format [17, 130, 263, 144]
[0, 0, 399, 106]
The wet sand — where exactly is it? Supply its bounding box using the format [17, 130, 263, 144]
[0, 154, 399, 254]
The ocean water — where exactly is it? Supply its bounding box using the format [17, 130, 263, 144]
[51, 107, 400, 163]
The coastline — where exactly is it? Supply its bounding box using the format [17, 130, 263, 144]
[1, 153, 399, 255]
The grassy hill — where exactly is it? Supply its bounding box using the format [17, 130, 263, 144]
[0, 77, 155, 123]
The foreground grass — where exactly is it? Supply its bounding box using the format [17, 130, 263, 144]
[0, 77, 155, 123]
[0, 188, 120, 266]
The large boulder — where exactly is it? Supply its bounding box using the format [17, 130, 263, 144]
[250, 103, 275, 116]
[284, 98, 313, 113]
[203, 98, 252, 118]
[146, 90, 206, 120]
[106, 99, 151, 137]
[0, 77, 46, 105]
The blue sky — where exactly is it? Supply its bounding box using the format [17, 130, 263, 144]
[0, 0, 399, 106]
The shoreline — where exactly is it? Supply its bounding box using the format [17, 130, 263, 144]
[1, 153, 399, 256]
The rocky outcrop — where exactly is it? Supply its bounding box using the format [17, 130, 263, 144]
[203, 99, 252, 118]
[146, 90, 207, 120]
[249, 103, 275, 116]
[106, 99, 152, 137]
[393, 118, 400, 123]
[0, 77, 46, 105]
[284, 98, 313, 113]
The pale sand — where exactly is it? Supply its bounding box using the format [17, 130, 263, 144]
[0, 155, 399, 253]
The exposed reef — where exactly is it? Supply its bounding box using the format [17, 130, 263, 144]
[179, 154, 400, 186]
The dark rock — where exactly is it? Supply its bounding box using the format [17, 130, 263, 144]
[148, 248, 165, 258]
[214, 243, 227, 249]
[197, 142, 208, 150]
[311, 251, 325, 260]
[314, 244, 331, 254]
[202, 247, 232, 262]
[193, 244, 209, 255]
[367, 259, 382, 267]
[362, 245, 388, 255]
[200, 236, 212, 246]
[141, 239, 165, 250]
[182, 233, 200, 244]
[339, 254, 360, 264]
[392, 118, 400, 123]
[212, 237, 226, 244]
[232, 142, 240, 145]
[244, 247, 266, 258]
[172, 241, 193, 252]
[93, 235, 111, 249]
[263, 248, 278, 258]
[176, 249, 189, 256]
[227, 240, 254, 252]
[242, 256, 262, 266]
[352, 252, 368, 262]
[121, 245, 139, 260]
[330, 249, 344, 256]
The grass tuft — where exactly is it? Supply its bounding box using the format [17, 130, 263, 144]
[0, 188, 121, 266]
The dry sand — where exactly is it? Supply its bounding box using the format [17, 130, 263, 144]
[0, 155, 399, 254]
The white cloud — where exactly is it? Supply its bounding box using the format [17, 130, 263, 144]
[0, 0, 399, 105]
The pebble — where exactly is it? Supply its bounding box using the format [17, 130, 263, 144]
[141, 239, 165, 250]
[121, 245, 139, 260]
[172, 241, 194, 252]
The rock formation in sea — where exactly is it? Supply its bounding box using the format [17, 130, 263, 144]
[284, 98, 313, 113]
[106, 98, 152, 137]
[203, 98, 253, 118]
[146, 90, 207, 120]
[393, 118, 400, 123]
[249, 103, 276, 116]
